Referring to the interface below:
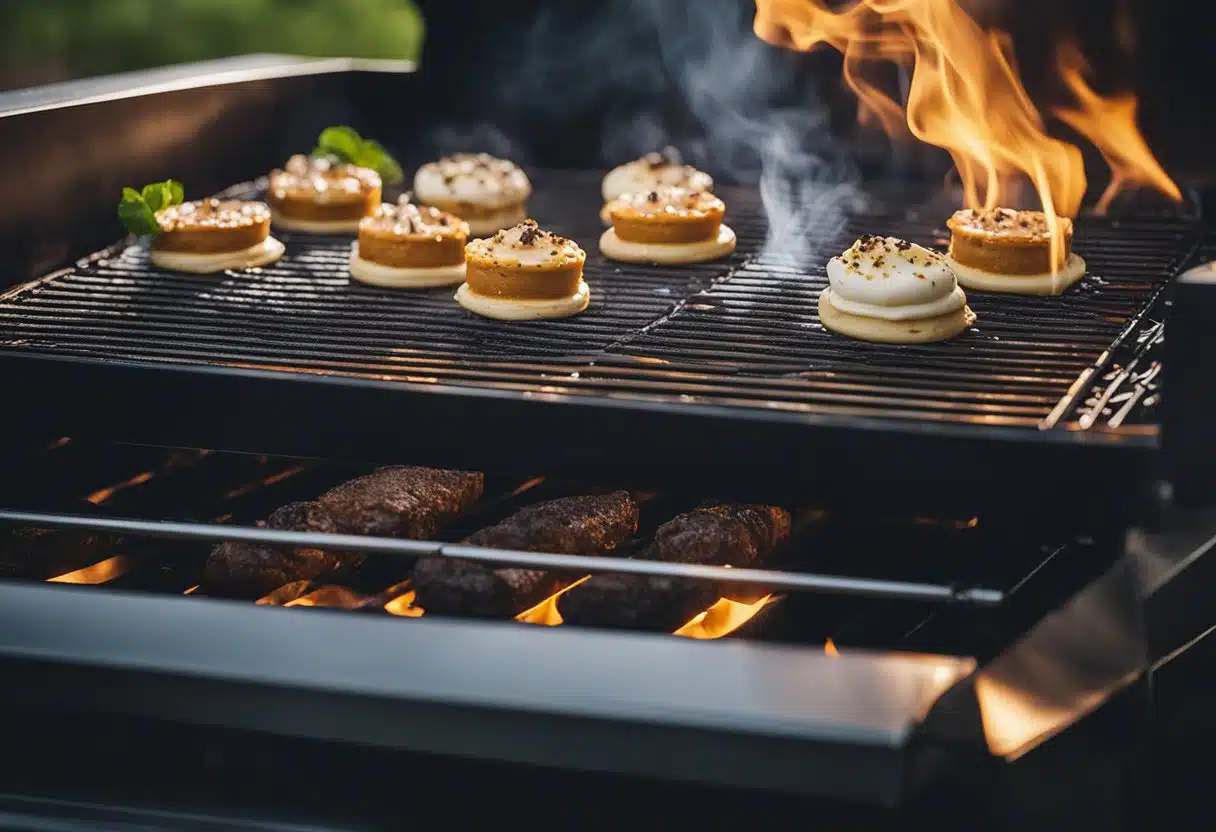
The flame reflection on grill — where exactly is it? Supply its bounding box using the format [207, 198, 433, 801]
[673, 594, 776, 639]
[47, 554, 132, 584]
[752, 0, 1180, 271]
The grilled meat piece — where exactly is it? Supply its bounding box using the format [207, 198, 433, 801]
[203, 501, 349, 598]
[559, 503, 790, 632]
[313, 466, 484, 537]
[412, 491, 639, 618]
[0, 526, 123, 581]
[204, 467, 485, 598]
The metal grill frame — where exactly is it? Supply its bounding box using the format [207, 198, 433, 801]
[0, 57, 1203, 514]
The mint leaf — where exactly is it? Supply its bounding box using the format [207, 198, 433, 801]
[118, 192, 160, 237]
[313, 126, 404, 184]
[119, 180, 184, 237]
[359, 139, 405, 184]
[315, 126, 362, 163]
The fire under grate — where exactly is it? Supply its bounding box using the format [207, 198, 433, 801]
[0, 170, 1200, 433]
[0, 437, 1115, 660]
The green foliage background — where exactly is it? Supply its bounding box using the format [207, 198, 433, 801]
[0, 0, 425, 87]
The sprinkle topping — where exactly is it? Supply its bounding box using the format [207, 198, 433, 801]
[270, 154, 380, 203]
[157, 199, 270, 232]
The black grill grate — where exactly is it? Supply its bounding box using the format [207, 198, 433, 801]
[0, 170, 1198, 432]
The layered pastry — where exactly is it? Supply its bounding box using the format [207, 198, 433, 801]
[349, 197, 470, 288]
[944, 208, 1087, 295]
[414, 153, 532, 236]
[600, 187, 736, 264]
[455, 219, 589, 321]
[819, 235, 976, 344]
[146, 199, 284, 274]
[600, 147, 713, 223]
[266, 154, 382, 234]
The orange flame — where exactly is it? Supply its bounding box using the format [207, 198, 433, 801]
[47, 554, 132, 584]
[85, 471, 154, 505]
[284, 585, 365, 609]
[753, 0, 1179, 270]
[384, 589, 425, 617]
[1052, 42, 1181, 214]
[673, 594, 775, 639]
[516, 576, 592, 626]
[824, 638, 840, 656]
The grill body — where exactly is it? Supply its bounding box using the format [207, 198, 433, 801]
[0, 56, 1213, 830]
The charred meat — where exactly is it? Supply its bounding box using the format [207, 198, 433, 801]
[558, 503, 790, 631]
[204, 467, 484, 598]
[0, 526, 122, 581]
[313, 466, 484, 537]
[412, 491, 639, 618]
[203, 501, 349, 598]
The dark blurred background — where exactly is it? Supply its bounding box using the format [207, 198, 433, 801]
[0, 0, 1211, 185]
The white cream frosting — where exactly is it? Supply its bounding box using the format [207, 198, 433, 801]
[824, 235, 966, 321]
[148, 237, 285, 275]
[455, 281, 590, 321]
[349, 249, 467, 288]
[599, 225, 736, 265]
[946, 253, 1087, 296]
[465, 220, 584, 268]
[601, 150, 713, 202]
[414, 153, 531, 210]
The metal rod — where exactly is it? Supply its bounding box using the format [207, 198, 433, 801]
[0, 509, 1005, 606]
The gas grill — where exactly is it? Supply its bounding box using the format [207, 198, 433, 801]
[0, 50, 1213, 830]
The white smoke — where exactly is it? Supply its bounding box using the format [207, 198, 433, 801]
[445, 0, 867, 264]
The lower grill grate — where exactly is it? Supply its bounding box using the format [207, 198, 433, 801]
[0, 438, 1116, 660]
[0, 170, 1199, 431]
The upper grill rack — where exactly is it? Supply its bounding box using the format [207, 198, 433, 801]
[0, 170, 1201, 500]
[0, 171, 1196, 428]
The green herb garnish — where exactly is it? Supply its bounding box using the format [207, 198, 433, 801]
[117, 179, 184, 236]
[313, 126, 405, 185]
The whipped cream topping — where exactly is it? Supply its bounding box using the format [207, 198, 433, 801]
[270, 154, 380, 204]
[157, 199, 270, 232]
[414, 153, 531, 209]
[465, 219, 584, 267]
[825, 235, 965, 322]
[602, 149, 713, 202]
[361, 197, 469, 238]
[609, 186, 724, 218]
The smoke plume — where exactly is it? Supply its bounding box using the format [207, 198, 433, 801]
[438, 0, 865, 265]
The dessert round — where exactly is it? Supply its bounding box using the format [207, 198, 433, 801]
[600, 187, 736, 264]
[414, 153, 532, 237]
[819, 235, 976, 344]
[349, 198, 470, 288]
[267, 154, 382, 234]
[455, 220, 589, 321]
[945, 208, 1087, 295]
[600, 148, 713, 224]
[149, 199, 284, 274]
